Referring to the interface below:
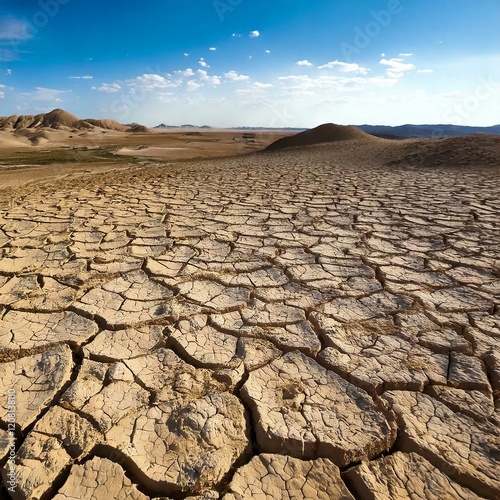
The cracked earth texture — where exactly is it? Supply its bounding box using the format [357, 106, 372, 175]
[0, 139, 499, 499]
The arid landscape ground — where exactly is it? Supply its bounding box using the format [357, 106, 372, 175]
[0, 111, 499, 499]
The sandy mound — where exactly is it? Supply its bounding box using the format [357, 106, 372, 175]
[128, 123, 149, 133]
[84, 118, 128, 131]
[265, 123, 373, 151]
[41, 109, 80, 128]
[74, 120, 95, 130]
[0, 131, 30, 148]
[29, 136, 50, 146]
[1, 109, 80, 131]
[386, 135, 500, 168]
[0, 115, 20, 130]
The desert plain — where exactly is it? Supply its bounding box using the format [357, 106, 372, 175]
[0, 111, 499, 499]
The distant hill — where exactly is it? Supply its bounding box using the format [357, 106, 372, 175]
[265, 123, 374, 151]
[153, 123, 212, 129]
[356, 124, 500, 139]
[0, 108, 147, 133]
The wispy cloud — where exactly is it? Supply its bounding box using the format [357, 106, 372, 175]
[30, 87, 66, 102]
[249, 30, 260, 38]
[183, 52, 189, 57]
[399, 53, 413, 57]
[209, 47, 217, 51]
[296, 60, 313, 67]
[379, 58, 415, 78]
[225, 70, 250, 81]
[417, 69, 433, 74]
[0, 49, 19, 62]
[199, 58, 209, 68]
[69, 75, 93, 80]
[277, 74, 397, 91]
[6, 69, 12, 75]
[265, 50, 271, 54]
[318, 60, 370, 75]
[0, 15, 32, 41]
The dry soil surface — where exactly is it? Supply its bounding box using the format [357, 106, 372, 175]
[0, 138, 499, 499]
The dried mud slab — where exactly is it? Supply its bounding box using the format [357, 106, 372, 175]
[346, 451, 484, 500]
[6, 433, 72, 500]
[0, 275, 77, 312]
[224, 453, 354, 499]
[383, 391, 500, 498]
[105, 393, 250, 495]
[6, 406, 101, 500]
[0, 310, 97, 360]
[0, 345, 72, 430]
[83, 324, 166, 361]
[170, 315, 240, 369]
[241, 351, 395, 466]
[318, 334, 448, 394]
[59, 358, 150, 432]
[124, 348, 228, 401]
[76, 270, 173, 327]
[53, 457, 148, 500]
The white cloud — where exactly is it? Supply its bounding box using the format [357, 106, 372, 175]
[209, 47, 217, 51]
[399, 53, 413, 57]
[128, 74, 178, 91]
[417, 69, 433, 74]
[0, 91, 4, 99]
[225, 70, 250, 81]
[6, 69, 12, 75]
[265, 50, 271, 54]
[196, 69, 220, 85]
[183, 52, 189, 57]
[379, 58, 415, 78]
[179, 68, 195, 77]
[296, 60, 313, 67]
[96, 83, 121, 93]
[318, 60, 370, 75]
[249, 30, 260, 38]
[69, 75, 93, 79]
[253, 82, 273, 88]
[199, 58, 209, 68]
[232, 33, 241, 38]
[187, 81, 202, 91]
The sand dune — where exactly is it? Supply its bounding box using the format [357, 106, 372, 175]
[265, 122, 375, 151]
[0, 131, 31, 148]
[84, 118, 128, 131]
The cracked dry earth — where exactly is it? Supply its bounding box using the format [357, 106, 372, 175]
[0, 140, 499, 500]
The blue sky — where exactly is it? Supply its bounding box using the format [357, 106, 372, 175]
[1, 0, 499, 127]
